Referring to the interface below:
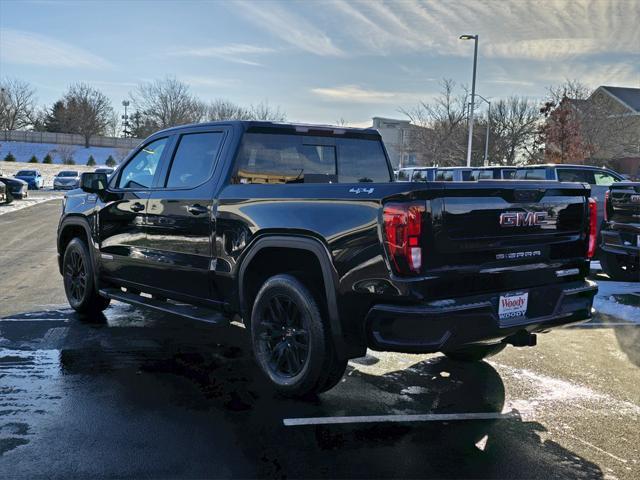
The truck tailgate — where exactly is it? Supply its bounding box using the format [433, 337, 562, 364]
[426, 181, 589, 269]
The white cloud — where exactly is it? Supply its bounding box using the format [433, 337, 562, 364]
[170, 44, 276, 66]
[0, 29, 112, 69]
[232, 0, 344, 56]
[311, 85, 422, 104]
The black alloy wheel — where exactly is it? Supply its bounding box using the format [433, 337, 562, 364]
[64, 249, 87, 304]
[250, 274, 347, 397]
[256, 293, 310, 379]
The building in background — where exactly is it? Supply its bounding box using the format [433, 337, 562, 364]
[372, 117, 422, 169]
[544, 86, 640, 177]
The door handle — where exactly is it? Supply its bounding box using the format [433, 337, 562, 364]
[187, 204, 208, 215]
[131, 202, 145, 212]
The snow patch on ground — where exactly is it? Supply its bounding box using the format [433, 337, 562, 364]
[0, 195, 62, 216]
[594, 295, 640, 324]
[492, 362, 640, 419]
[0, 141, 132, 165]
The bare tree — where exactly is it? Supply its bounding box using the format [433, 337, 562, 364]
[55, 145, 77, 165]
[131, 77, 205, 136]
[248, 100, 286, 121]
[489, 97, 540, 165]
[63, 83, 114, 147]
[401, 79, 469, 166]
[206, 99, 251, 121]
[0, 78, 37, 130]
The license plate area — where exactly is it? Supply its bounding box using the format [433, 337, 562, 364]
[498, 291, 529, 324]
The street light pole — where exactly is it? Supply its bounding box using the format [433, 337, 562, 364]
[474, 94, 491, 166]
[460, 34, 478, 167]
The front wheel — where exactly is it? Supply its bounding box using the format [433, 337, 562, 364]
[250, 274, 346, 397]
[600, 252, 639, 282]
[444, 343, 506, 362]
[63, 238, 110, 315]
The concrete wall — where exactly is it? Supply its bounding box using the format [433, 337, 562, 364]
[0, 130, 139, 149]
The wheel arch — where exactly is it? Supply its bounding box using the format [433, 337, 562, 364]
[237, 235, 346, 357]
[58, 217, 97, 280]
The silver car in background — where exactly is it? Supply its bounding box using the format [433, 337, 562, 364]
[53, 170, 81, 190]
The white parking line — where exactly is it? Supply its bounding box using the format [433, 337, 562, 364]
[283, 411, 516, 426]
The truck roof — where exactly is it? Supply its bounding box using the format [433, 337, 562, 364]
[154, 120, 381, 137]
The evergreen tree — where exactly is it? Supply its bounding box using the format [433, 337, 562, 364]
[105, 155, 116, 167]
[28, 155, 39, 163]
[3, 152, 16, 162]
[43, 153, 53, 164]
[86, 155, 96, 166]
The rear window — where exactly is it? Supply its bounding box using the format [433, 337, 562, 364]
[557, 168, 595, 183]
[58, 171, 78, 177]
[16, 170, 36, 176]
[233, 133, 391, 184]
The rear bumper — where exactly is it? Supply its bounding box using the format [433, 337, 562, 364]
[601, 229, 639, 257]
[365, 280, 597, 353]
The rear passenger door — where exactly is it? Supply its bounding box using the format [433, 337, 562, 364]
[145, 128, 228, 302]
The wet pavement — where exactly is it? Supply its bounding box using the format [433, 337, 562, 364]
[1, 199, 639, 479]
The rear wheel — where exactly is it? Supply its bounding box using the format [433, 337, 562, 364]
[63, 238, 110, 315]
[600, 252, 639, 282]
[444, 343, 506, 362]
[250, 274, 346, 397]
[3, 191, 12, 204]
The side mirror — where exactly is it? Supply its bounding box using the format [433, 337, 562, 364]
[80, 172, 108, 193]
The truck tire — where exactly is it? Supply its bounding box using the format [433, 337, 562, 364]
[444, 343, 506, 362]
[4, 191, 12, 205]
[63, 238, 110, 315]
[250, 274, 346, 397]
[600, 252, 639, 282]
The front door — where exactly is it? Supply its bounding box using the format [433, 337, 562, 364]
[98, 137, 169, 287]
[145, 129, 227, 302]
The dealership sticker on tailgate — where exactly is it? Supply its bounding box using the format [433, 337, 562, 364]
[499, 292, 529, 320]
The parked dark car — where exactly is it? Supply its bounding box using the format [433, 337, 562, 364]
[94, 167, 115, 175]
[14, 169, 44, 189]
[0, 176, 29, 202]
[0, 181, 6, 204]
[600, 182, 640, 281]
[53, 170, 81, 190]
[57, 121, 597, 396]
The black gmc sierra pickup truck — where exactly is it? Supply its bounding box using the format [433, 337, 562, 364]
[600, 182, 640, 281]
[58, 121, 598, 396]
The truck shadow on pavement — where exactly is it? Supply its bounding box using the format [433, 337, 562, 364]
[0, 305, 603, 479]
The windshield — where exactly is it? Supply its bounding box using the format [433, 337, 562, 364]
[57, 171, 78, 177]
[16, 170, 36, 176]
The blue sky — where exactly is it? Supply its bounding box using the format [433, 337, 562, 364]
[1, 0, 639, 126]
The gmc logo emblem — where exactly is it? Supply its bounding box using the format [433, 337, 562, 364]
[499, 211, 547, 227]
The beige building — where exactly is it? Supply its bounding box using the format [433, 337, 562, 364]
[371, 117, 420, 169]
[548, 86, 640, 177]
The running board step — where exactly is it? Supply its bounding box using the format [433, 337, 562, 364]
[99, 288, 229, 325]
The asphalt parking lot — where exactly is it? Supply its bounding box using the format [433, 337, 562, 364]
[1, 198, 639, 479]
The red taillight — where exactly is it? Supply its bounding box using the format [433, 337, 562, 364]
[604, 190, 610, 222]
[587, 197, 598, 259]
[383, 202, 424, 275]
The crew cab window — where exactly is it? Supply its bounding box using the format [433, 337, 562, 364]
[234, 133, 390, 184]
[557, 168, 595, 184]
[166, 132, 224, 188]
[116, 138, 167, 189]
[594, 171, 618, 186]
[397, 169, 411, 181]
[515, 168, 547, 180]
[435, 171, 454, 181]
[412, 169, 428, 182]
